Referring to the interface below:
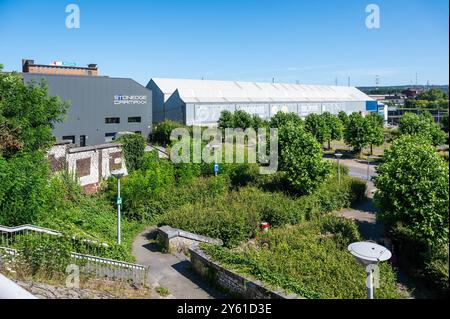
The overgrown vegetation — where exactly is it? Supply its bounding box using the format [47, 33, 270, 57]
[118, 133, 147, 173]
[202, 216, 400, 299]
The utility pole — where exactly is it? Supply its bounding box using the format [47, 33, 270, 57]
[335, 77, 338, 86]
[348, 76, 351, 87]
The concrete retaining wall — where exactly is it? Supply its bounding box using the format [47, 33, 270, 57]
[189, 246, 300, 299]
[157, 226, 223, 253]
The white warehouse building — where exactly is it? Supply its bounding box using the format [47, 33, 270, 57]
[146, 78, 378, 126]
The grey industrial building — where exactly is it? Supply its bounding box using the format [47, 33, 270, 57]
[23, 73, 152, 147]
[147, 78, 378, 126]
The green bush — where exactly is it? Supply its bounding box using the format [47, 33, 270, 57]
[14, 233, 72, 278]
[0, 151, 50, 226]
[150, 120, 186, 146]
[138, 176, 230, 221]
[117, 133, 147, 172]
[107, 158, 175, 218]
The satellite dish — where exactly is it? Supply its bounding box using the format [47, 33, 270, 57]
[348, 241, 392, 265]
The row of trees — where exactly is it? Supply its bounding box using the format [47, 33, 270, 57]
[404, 88, 449, 109]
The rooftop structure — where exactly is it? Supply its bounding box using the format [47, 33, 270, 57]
[22, 59, 99, 76]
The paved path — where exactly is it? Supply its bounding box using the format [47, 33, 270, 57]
[330, 157, 385, 242]
[132, 227, 224, 299]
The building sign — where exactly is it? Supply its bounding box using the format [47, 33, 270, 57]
[52, 61, 77, 67]
[114, 95, 147, 105]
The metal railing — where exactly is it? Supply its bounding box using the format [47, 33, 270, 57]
[0, 246, 148, 286]
[0, 224, 149, 286]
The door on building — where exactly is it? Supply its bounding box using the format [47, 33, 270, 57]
[80, 135, 87, 147]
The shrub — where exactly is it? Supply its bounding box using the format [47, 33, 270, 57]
[150, 120, 185, 146]
[118, 133, 146, 172]
[107, 159, 175, 218]
[138, 176, 230, 221]
[14, 233, 72, 278]
[0, 151, 50, 226]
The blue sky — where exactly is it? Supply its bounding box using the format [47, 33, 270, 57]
[0, 0, 448, 86]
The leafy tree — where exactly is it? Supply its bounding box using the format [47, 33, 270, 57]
[374, 135, 449, 246]
[416, 89, 448, 101]
[0, 68, 68, 158]
[338, 111, 349, 127]
[218, 110, 234, 129]
[118, 133, 147, 172]
[268, 112, 303, 129]
[322, 112, 344, 149]
[304, 113, 330, 146]
[398, 112, 446, 146]
[0, 67, 67, 226]
[344, 112, 369, 154]
[279, 124, 331, 195]
[365, 112, 385, 155]
[233, 110, 253, 129]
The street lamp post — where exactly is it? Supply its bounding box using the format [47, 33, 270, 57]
[111, 170, 125, 245]
[335, 153, 343, 185]
[348, 242, 392, 299]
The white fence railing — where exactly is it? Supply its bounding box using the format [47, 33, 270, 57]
[0, 224, 149, 286]
[0, 247, 149, 286]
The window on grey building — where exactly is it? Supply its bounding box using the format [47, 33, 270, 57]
[80, 135, 87, 147]
[62, 135, 75, 144]
[105, 117, 120, 124]
[105, 132, 117, 142]
[128, 116, 142, 123]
